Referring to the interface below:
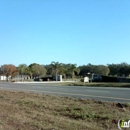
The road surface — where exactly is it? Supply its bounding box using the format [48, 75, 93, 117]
[0, 82, 129, 103]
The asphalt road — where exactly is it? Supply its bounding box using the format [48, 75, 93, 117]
[0, 82, 130, 103]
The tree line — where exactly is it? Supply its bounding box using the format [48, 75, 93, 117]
[0, 62, 130, 80]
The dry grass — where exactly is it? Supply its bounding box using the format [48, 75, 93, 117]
[0, 90, 129, 130]
[57, 82, 130, 87]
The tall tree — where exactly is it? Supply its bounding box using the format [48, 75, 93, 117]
[25, 66, 33, 79]
[59, 66, 69, 80]
[18, 64, 27, 81]
[68, 64, 80, 80]
[51, 61, 62, 81]
[107, 64, 118, 76]
[28, 63, 47, 78]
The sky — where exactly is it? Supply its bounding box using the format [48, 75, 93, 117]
[0, 0, 130, 66]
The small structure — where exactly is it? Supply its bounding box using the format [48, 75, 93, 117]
[0, 75, 6, 80]
[84, 77, 89, 83]
[34, 75, 63, 82]
[53, 75, 62, 81]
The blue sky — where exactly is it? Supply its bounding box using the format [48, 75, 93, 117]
[0, 0, 130, 66]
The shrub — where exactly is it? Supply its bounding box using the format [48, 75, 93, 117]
[80, 78, 84, 82]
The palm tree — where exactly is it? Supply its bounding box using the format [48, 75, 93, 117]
[51, 61, 62, 81]
[18, 64, 27, 81]
[68, 64, 80, 80]
[59, 67, 68, 81]
[25, 66, 34, 80]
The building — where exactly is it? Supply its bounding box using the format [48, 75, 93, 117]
[0, 75, 7, 80]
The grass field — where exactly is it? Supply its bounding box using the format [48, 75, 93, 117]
[0, 89, 129, 130]
[56, 82, 130, 87]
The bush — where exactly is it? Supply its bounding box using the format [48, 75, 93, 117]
[80, 78, 84, 82]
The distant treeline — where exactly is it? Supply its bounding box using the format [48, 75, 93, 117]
[0, 62, 130, 80]
[79, 62, 130, 77]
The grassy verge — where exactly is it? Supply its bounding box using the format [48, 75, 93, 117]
[56, 82, 130, 87]
[0, 90, 129, 130]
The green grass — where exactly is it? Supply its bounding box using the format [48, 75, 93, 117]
[56, 82, 130, 87]
[0, 90, 129, 130]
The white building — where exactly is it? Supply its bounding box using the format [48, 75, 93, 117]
[0, 76, 6, 80]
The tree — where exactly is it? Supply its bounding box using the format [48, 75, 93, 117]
[116, 62, 129, 77]
[28, 63, 47, 78]
[68, 64, 80, 80]
[107, 62, 130, 77]
[25, 66, 33, 79]
[1, 64, 17, 80]
[32, 64, 47, 78]
[51, 61, 62, 81]
[18, 64, 27, 81]
[79, 65, 91, 77]
[58, 65, 69, 80]
[0, 66, 3, 75]
[61, 68, 68, 80]
[96, 65, 110, 76]
[79, 64, 110, 77]
[107, 64, 118, 76]
[85, 64, 110, 76]
[45, 64, 53, 75]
